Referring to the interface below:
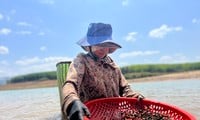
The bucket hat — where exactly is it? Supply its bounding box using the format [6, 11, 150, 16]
[77, 23, 121, 53]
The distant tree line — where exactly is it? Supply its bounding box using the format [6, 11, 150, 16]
[7, 71, 56, 83]
[121, 62, 200, 79]
[7, 62, 200, 83]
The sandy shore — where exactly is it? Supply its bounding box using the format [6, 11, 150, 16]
[128, 70, 200, 83]
[0, 80, 57, 91]
[0, 70, 200, 91]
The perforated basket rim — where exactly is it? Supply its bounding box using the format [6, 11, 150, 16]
[84, 97, 196, 120]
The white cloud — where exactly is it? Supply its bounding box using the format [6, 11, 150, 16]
[16, 31, 32, 35]
[192, 18, 200, 24]
[15, 56, 72, 66]
[0, 46, 9, 55]
[40, 46, 47, 51]
[118, 62, 129, 67]
[0, 68, 14, 78]
[160, 56, 174, 63]
[39, 0, 55, 5]
[122, 0, 129, 6]
[124, 32, 137, 42]
[149, 24, 182, 39]
[0, 28, 12, 35]
[159, 54, 188, 63]
[0, 13, 3, 20]
[0, 57, 63, 77]
[43, 56, 71, 63]
[0, 60, 9, 65]
[195, 56, 200, 61]
[38, 31, 45, 36]
[15, 57, 40, 66]
[17, 22, 32, 27]
[0, 70, 5, 76]
[6, 56, 72, 77]
[23, 62, 57, 73]
[119, 50, 160, 58]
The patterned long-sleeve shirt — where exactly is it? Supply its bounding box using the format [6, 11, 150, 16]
[62, 53, 138, 115]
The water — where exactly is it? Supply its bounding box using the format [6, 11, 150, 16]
[0, 79, 199, 120]
[0, 87, 61, 120]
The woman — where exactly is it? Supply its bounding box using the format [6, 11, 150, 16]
[62, 23, 144, 120]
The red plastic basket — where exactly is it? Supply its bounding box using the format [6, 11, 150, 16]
[84, 97, 196, 120]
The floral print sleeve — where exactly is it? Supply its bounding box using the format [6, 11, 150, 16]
[118, 68, 138, 97]
[62, 53, 86, 115]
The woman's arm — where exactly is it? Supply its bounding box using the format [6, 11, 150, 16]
[62, 53, 86, 115]
[118, 68, 144, 98]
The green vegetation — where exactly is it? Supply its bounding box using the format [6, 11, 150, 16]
[7, 71, 57, 83]
[121, 62, 200, 79]
[7, 62, 200, 83]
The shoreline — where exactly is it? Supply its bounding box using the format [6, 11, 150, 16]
[0, 80, 57, 91]
[0, 70, 200, 91]
[128, 70, 200, 83]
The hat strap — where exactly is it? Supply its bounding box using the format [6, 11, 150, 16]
[87, 47, 99, 61]
[87, 53, 97, 61]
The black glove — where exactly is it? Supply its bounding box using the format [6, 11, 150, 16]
[67, 100, 91, 120]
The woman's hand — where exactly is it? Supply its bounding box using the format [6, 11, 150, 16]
[128, 92, 145, 101]
[66, 100, 91, 120]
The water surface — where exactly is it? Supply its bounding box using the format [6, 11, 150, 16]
[0, 79, 199, 120]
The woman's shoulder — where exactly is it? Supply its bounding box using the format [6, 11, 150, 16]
[76, 52, 89, 59]
[73, 52, 89, 63]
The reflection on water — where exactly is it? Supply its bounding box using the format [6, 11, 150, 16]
[0, 79, 199, 120]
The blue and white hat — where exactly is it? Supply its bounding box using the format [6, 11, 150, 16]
[77, 23, 121, 53]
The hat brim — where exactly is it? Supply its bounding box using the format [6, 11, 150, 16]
[77, 36, 121, 47]
[77, 36, 121, 53]
[81, 42, 121, 54]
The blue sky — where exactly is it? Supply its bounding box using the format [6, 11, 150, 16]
[0, 0, 200, 78]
